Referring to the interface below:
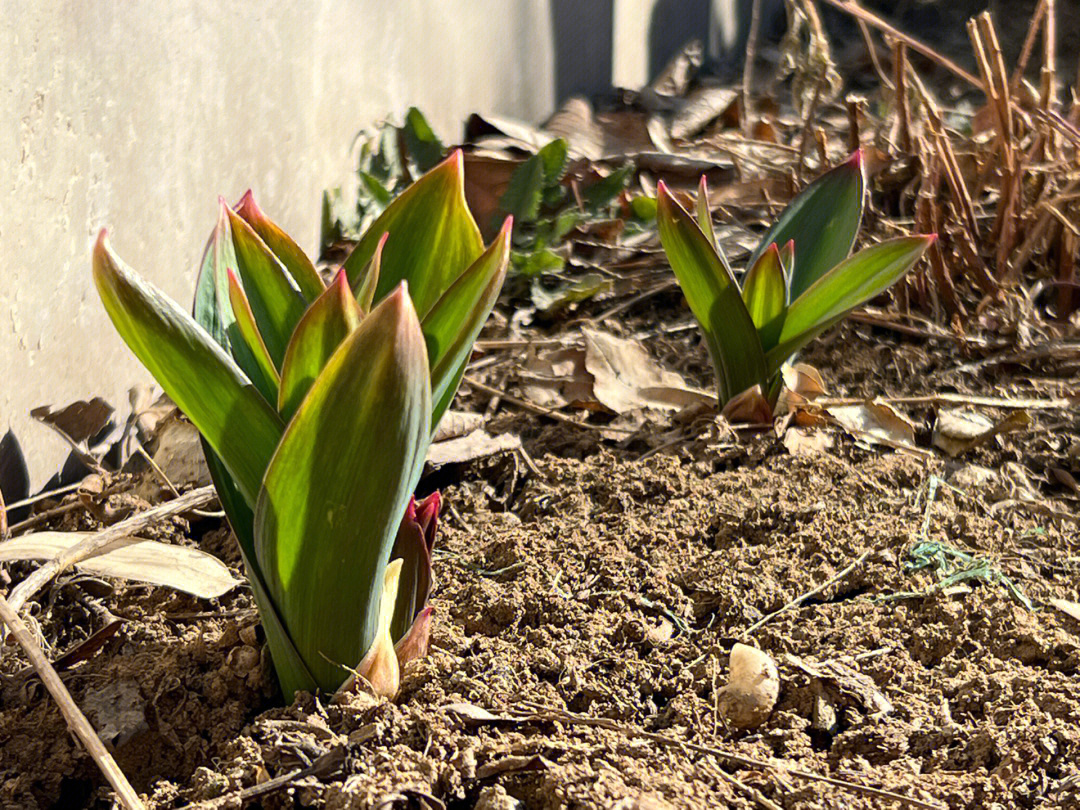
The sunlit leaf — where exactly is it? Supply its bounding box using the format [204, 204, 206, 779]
[354, 233, 387, 314]
[254, 285, 431, 694]
[656, 183, 767, 404]
[741, 243, 787, 346]
[226, 269, 280, 403]
[695, 177, 732, 275]
[765, 235, 934, 374]
[747, 151, 865, 299]
[277, 270, 364, 422]
[93, 232, 283, 507]
[422, 218, 511, 427]
[226, 205, 308, 366]
[342, 151, 484, 318]
[234, 191, 325, 301]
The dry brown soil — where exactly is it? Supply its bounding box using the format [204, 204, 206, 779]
[1, 325, 1078, 810]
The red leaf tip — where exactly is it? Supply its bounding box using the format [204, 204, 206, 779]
[848, 148, 864, 167]
[656, 179, 669, 195]
[235, 189, 260, 216]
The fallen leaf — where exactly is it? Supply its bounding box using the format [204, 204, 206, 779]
[785, 653, 893, 718]
[670, 86, 740, 140]
[776, 363, 828, 414]
[933, 409, 1031, 457]
[432, 411, 485, 443]
[1050, 598, 1080, 623]
[83, 680, 147, 746]
[477, 754, 553, 779]
[520, 347, 596, 410]
[149, 414, 211, 488]
[827, 401, 922, 453]
[783, 427, 833, 456]
[31, 398, 114, 445]
[426, 431, 521, 467]
[582, 328, 711, 414]
[721, 385, 773, 425]
[444, 703, 524, 726]
[0, 532, 241, 599]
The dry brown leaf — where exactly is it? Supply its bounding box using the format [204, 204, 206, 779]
[31, 398, 114, 445]
[783, 427, 834, 456]
[582, 328, 711, 415]
[720, 385, 773, 424]
[432, 411, 484, 443]
[444, 703, 524, 726]
[827, 400, 921, 452]
[786, 653, 894, 718]
[776, 362, 827, 414]
[520, 347, 595, 410]
[0, 531, 240, 599]
[932, 409, 1031, 457]
[1050, 599, 1080, 623]
[426, 430, 521, 467]
[476, 754, 553, 779]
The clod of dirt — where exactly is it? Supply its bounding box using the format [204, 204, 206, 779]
[717, 643, 780, 729]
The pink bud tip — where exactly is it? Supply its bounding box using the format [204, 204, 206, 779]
[848, 148, 864, 167]
[656, 179, 668, 195]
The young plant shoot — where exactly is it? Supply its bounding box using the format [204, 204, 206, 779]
[93, 151, 510, 700]
[656, 151, 934, 408]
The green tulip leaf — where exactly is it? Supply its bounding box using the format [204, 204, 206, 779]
[342, 151, 484, 318]
[421, 217, 511, 428]
[254, 284, 431, 694]
[277, 270, 364, 422]
[226, 205, 308, 366]
[657, 183, 767, 405]
[747, 151, 865, 300]
[226, 269, 281, 403]
[741, 242, 787, 346]
[93, 232, 283, 507]
[765, 235, 934, 374]
[234, 191, 325, 301]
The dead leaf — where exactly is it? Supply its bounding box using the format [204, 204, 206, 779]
[31, 398, 114, 445]
[582, 328, 710, 414]
[426, 431, 521, 467]
[933, 409, 1031, 457]
[149, 415, 211, 488]
[1050, 598, 1080, 623]
[0, 532, 241, 599]
[783, 427, 833, 456]
[721, 385, 773, 424]
[785, 653, 893, 718]
[776, 363, 828, 414]
[83, 680, 147, 746]
[670, 86, 740, 140]
[520, 347, 595, 410]
[477, 754, 553, 779]
[432, 412, 484, 443]
[444, 703, 524, 726]
[827, 400, 922, 453]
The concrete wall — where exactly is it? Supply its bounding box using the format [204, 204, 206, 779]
[1, 0, 556, 485]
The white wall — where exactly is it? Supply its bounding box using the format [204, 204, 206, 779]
[1, 0, 555, 484]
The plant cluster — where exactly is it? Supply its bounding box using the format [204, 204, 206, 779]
[94, 148, 931, 704]
[94, 152, 509, 699]
[656, 151, 934, 407]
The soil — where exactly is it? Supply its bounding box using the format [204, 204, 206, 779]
[1, 317, 1078, 810]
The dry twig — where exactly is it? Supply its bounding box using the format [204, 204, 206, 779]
[0, 591, 144, 810]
